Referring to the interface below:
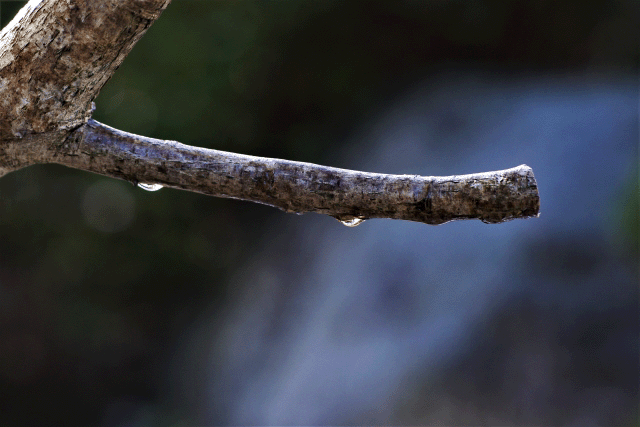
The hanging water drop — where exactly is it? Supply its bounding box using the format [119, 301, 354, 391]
[137, 183, 163, 192]
[341, 217, 365, 227]
[335, 216, 366, 227]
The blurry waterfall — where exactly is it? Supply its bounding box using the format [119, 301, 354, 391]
[171, 72, 638, 425]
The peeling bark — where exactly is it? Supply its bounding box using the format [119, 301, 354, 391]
[0, 0, 540, 226]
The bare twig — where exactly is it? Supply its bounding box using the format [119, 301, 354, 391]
[49, 120, 539, 225]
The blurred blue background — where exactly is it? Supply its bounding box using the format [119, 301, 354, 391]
[0, 1, 637, 425]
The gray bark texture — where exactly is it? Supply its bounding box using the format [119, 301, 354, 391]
[0, 0, 540, 226]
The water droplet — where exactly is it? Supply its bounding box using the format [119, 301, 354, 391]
[341, 217, 365, 227]
[334, 216, 367, 227]
[137, 183, 163, 192]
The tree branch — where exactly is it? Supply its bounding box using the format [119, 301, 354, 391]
[48, 120, 539, 225]
[0, 0, 541, 226]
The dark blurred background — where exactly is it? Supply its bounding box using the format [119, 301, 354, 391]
[0, 0, 638, 425]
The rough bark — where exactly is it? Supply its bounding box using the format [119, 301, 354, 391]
[0, 0, 170, 140]
[0, 0, 540, 226]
